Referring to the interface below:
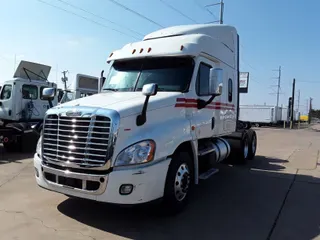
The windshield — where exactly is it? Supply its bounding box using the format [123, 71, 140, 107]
[60, 91, 75, 104]
[102, 57, 194, 92]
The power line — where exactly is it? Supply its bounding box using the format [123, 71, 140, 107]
[36, 0, 140, 40]
[54, 0, 144, 37]
[192, 0, 219, 22]
[159, 0, 198, 23]
[107, 0, 164, 28]
[297, 80, 320, 83]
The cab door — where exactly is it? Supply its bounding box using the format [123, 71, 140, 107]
[188, 56, 224, 139]
[0, 84, 15, 121]
[20, 84, 41, 121]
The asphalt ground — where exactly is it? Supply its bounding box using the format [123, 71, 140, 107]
[0, 125, 320, 240]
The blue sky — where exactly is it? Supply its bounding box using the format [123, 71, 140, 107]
[0, 0, 318, 113]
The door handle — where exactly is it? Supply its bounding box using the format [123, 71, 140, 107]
[211, 117, 215, 129]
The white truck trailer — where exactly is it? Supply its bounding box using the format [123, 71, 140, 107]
[34, 24, 258, 213]
[0, 60, 58, 152]
[239, 104, 282, 127]
[280, 106, 298, 122]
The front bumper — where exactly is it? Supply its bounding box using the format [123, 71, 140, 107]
[34, 154, 171, 204]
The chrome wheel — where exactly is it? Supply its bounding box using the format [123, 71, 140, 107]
[174, 163, 190, 202]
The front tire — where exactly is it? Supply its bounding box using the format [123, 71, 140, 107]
[162, 151, 193, 214]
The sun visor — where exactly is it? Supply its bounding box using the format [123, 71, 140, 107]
[13, 60, 51, 80]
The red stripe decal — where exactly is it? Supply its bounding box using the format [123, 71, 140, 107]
[175, 98, 235, 110]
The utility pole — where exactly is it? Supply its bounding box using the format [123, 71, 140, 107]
[290, 78, 295, 129]
[219, 0, 224, 24]
[275, 66, 281, 113]
[308, 97, 313, 124]
[270, 66, 281, 120]
[297, 90, 300, 113]
[61, 70, 69, 91]
[205, 0, 224, 24]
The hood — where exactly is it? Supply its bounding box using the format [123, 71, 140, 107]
[56, 91, 182, 118]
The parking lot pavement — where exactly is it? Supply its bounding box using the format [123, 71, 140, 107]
[0, 127, 320, 240]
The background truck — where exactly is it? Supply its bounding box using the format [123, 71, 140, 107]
[59, 73, 100, 104]
[34, 23, 258, 213]
[0, 60, 58, 152]
[239, 104, 282, 127]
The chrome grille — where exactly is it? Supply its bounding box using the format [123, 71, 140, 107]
[42, 114, 111, 168]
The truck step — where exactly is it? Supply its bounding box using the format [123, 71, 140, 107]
[198, 146, 215, 156]
[199, 168, 219, 180]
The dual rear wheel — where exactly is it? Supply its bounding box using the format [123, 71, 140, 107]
[162, 129, 257, 213]
[227, 129, 257, 164]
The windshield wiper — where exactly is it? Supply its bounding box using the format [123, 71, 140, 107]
[102, 88, 118, 91]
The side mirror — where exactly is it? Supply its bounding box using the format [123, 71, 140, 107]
[42, 87, 55, 100]
[42, 87, 55, 109]
[136, 83, 158, 126]
[209, 68, 223, 96]
[142, 83, 158, 96]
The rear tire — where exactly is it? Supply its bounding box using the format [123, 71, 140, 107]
[247, 130, 257, 160]
[162, 151, 194, 215]
[227, 131, 250, 165]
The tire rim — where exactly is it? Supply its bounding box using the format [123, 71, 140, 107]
[174, 163, 190, 202]
[252, 134, 257, 154]
[244, 137, 249, 159]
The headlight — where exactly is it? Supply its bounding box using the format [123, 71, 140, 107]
[115, 140, 156, 167]
[36, 135, 42, 156]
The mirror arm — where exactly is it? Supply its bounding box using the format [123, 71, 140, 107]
[136, 95, 151, 126]
[48, 99, 53, 108]
[197, 94, 217, 109]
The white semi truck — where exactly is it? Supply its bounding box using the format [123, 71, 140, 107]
[34, 24, 257, 212]
[0, 60, 58, 152]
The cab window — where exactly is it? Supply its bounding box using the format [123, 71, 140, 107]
[196, 63, 212, 96]
[0, 85, 12, 100]
[22, 84, 38, 100]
